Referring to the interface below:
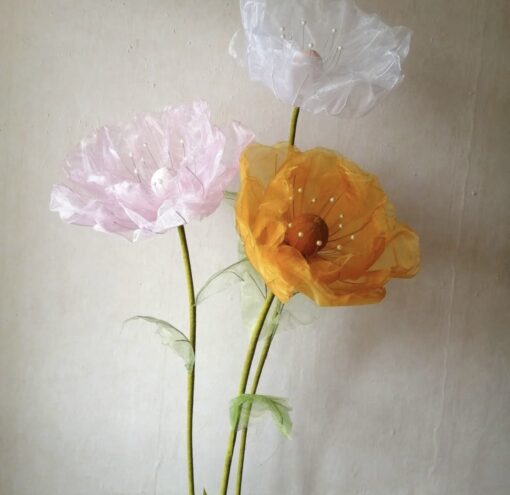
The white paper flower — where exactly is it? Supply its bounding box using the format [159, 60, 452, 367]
[230, 0, 412, 117]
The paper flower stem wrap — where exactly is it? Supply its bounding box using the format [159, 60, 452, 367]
[177, 226, 197, 495]
[220, 292, 275, 495]
[236, 143, 420, 306]
[288, 107, 300, 146]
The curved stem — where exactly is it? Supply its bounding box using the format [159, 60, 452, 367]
[219, 291, 275, 495]
[288, 107, 301, 146]
[235, 301, 284, 495]
[177, 226, 196, 495]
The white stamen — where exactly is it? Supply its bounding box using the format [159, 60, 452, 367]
[316, 240, 323, 247]
[298, 231, 304, 238]
[301, 20, 307, 48]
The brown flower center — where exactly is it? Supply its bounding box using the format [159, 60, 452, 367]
[284, 214, 329, 257]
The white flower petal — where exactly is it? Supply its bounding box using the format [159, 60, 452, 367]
[233, 0, 412, 117]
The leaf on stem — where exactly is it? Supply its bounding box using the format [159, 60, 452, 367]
[279, 293, 320, 332]
[196, 258, 263, 305]
[230, 393, 293, 439]
[238, 260, 267, 332]
[124, 316, 195, 371]
[196, 245, 318, 337]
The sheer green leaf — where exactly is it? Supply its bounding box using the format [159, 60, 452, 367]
[196, 244, 318, 337]
[196, 259, 253, 305]
[196, 244, 268, 336]
[196, 255, 266, 310]
[279, 294, 320, 332]
[124, 316, 194, 371]
[230, 393, 293, 439]
[234, 249, 310, 337]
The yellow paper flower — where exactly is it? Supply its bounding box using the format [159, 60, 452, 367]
[236, 143, 420, 306]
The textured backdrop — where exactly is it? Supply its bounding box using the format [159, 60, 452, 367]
[1, 0, 509, 494]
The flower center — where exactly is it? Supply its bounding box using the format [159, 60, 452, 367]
[284, 214, 329, 257]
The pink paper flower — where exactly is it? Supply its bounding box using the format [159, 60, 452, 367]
[50, 101, 254, 241]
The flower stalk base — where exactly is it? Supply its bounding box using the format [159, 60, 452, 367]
[177, 226, 197, 495]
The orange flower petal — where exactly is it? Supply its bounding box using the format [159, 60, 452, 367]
[236, 143, 420, 306]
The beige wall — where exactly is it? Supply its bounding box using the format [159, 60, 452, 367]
[1, 0, 509, 494]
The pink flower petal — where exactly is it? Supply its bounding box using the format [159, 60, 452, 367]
[50, 101, 254, 241]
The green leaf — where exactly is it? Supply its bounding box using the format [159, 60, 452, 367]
[203, 490, 208, 495]
[279, 293, 320, 331]
[230, 393, 293, 439]
[238, 262, 267, 332]
[124, 316, 194, 371]
[234, 243, 270, 332]
[196, 258, 259, 305]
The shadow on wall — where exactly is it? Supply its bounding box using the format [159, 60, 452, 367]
[268, 1, 509, 493]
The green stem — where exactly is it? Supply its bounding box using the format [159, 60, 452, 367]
[219, 291, 275, 495]
[233, 105, 301, 494]
[177, 226, 196, 495]
[235, 301, 284, 495]
[288, 107, 300, 146]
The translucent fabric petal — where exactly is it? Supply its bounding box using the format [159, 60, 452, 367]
[236, 143, 420, 306]
[50, 101, 254, 241]
[231, 0, 412, 117]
